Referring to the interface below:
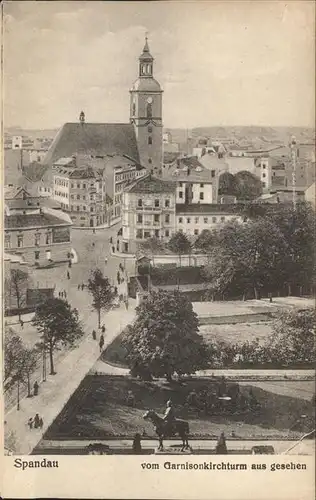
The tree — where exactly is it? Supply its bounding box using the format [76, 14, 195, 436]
[32, 298, 83, 375]
[140, 237, 166, 265]
[20, 347, 38, 397]
[218, 172, 237, 196]
[194, 229, 217, 254]
[9, 269, 28, 320]
[266, 308, 316, 366]
[168, 231, 192, 266]
[122, 289, 209, 381]
[4, 329, 24, 393]
[235, 171, 262, 201]
[88, 269, 117, 328]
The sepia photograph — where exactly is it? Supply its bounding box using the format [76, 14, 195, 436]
[1, 1, 315, 497]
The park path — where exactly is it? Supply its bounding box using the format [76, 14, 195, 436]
[5, 301, 136, 455]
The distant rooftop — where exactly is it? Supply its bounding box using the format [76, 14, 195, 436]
[125, 174, 176, 194]
[5, 212, 71, 230]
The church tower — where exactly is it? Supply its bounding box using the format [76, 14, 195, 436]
[130, 37, 163, 176]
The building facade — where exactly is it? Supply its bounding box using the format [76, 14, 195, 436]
[120, 175, 176, 253]
[176, 205, 243, 237]
[130, 38, 163, 176]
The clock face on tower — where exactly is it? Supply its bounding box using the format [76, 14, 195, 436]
[146, 97, 153, 104]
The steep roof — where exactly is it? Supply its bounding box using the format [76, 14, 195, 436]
[125, 174, 176, 194]
[5, 212, 71, 229]
[6, 197, 61, 210]
[164, 156, 215, 183]
[43, 123, 140, 166]
[23, 162, 48, 182]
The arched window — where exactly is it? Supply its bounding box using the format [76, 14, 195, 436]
[147, 64, 152, 75]
[148, 126, 152, 133]
[148, 136, 152, 145]
[146, 103, 152, 118]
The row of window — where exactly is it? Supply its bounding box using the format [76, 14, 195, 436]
[136, 229, 170, 239]
[137, 198, 171, 208]
[116, 171, 135, 183]
[137, 214, 171, 224]
[178, 216, 227, 224]
[69, 205, 95, 212]
[4, 232, 51, 249]
[54, 179, 104, 190]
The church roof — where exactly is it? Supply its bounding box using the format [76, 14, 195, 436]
[43, 123, 140, 166]
[139, 37, 154, 61]
[125, 174, 176, 194]
[130, 77, 161, 92]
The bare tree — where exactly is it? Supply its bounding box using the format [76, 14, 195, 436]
[9, 269, 28, 320]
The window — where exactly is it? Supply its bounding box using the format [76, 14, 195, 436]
[137, 214, 143, 223]
[136, 229, 143, 239]
[90, 207, 94, 212]
[77, 206, 80, 211]
[148, 158, 152, 164]
[187, 218, 191, 223]
[83, 206, 86, 211]
[154, 230, 159, 238]
[148, 126, 152, 133]
[262, 182, 266, 188]
[155, 199, 160, 207]
[138, 199, 142, 207]
[165, 214, 170, 223]
[212, 217, 217, 223]
[4, 234, 10, 249]
[146, 103, 152, 118]
[148, 136, 152, 145]
[200, 183, 204, 188]
[35, 251, 40, 260]
[179, 182, 183, 187]
[165, 199, 170, 208]
[165, 230, 170, 238]
[262, 173, 266, 178]
[199, 192, 204, 200]
[45, 233, 51, 245]
[70, 205, 74, 211]
[77, 194, 80, 200]
[71, 195, 74, 200]
[83, 183, 86, 189]
[80, 217, 85, 220]
[194, 229, 199, 235]
[154, 214, 160, 222]
[144, 231, 150, 238]
[204, 217, 208, 224]
[77, 183, 80, 188]
[71, 183, 74, 188]
[211, 170, 215, 178]
[179, 217, 183, 223]
[83, 195, 86, 200]
[17, 235, 23, 248]
[179, 192, 183, 199]
[262, 164, 266, 169]
[195, 217, 199, 223]
[221, 216, 225, 222]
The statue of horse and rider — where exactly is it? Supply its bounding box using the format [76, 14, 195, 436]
[143, 400, 191, 452]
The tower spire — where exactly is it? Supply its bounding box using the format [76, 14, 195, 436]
[143, 32, 150, 52]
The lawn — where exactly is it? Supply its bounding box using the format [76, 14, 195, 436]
[199, 322, 273, 345]
[45, 375, 315, 441]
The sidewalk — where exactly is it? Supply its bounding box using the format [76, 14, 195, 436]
[5, 302, 136, 455]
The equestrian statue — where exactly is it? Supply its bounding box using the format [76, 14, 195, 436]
[143, 400, 190, 452]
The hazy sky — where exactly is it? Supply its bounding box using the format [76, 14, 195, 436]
[3, 1, 315, 129]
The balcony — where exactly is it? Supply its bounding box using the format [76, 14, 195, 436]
[136, 206, 161, 212]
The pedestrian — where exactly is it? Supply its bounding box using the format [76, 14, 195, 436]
[27, 418, 33, 430]
[68, 260, 72, 268]
[78, 284, 81, 290]
[114, 286, 118, 295]
[60, 291, 63, 298]
[101, 325, 106, 334]
[125, 299, 129, 310]
[110, 237, 113, 244]
[99, 334, 105, 352]
[33, 381, 39, 396]
[132, 433, 142, 454]
[34, 414, 40, 429]
[92, 330, 97, 340]
[93, 228, 96, 234]
[58, 291, 61, 297]
[39, 417, 43, 430]
[64, 290, 67, 299]
[216, 432, 227, 454]
[92, 242, 95, 248]
[67, 271, 70, 280]
[81, 283, 85, 291]
[20, 319, 24, 329]
[117, 271, 120, 284]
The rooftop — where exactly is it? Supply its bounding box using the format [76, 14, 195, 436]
[125, 174, 176, 194]
[5, 197, 61, 210]
[176, 203, 243, 215]
[164, 156, 215, 183]
[43, 123, 140, 166]
[5, 212, 71, 230]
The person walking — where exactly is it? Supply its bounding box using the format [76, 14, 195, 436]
[64, 290, 67, 299]
[33, 381, 39, 396]
[34, 414, 40, 429]
[78, 284, 81, 290]
[27, 418, 33, 430]
[92, 330, 97, 341]
[216, 432, 228, 454]
[101, 325, 106, 334]
[67, 271, 70, 280]
[99, 334, 105, 352]
[39, 417, 44, 430]
[20, 319, 24, 329]
[81, 283, 85, 291]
